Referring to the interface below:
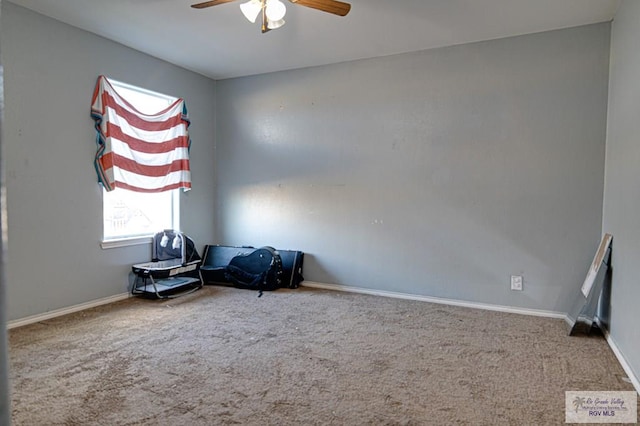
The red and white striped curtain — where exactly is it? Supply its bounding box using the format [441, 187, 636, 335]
[91, 75, 192, 193]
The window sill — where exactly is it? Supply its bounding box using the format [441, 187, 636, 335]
[101, 236, 153, 249]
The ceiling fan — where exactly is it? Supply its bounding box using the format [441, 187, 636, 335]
[191, 0, 351, 33]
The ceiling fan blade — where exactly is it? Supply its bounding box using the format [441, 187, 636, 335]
[191, 0, 238, 9]
[289, 0, 351, 16]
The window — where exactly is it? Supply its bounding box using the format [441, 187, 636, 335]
[101, 80, 180, 246]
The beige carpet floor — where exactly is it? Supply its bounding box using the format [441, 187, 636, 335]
[8, 285, 638, 425]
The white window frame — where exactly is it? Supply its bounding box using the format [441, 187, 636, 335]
[100, 79, 181, 249]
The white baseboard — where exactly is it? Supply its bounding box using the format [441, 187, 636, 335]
[599, 327, 640, 395]
[301, 281, 567, 319]
[7, 292, 131, 330]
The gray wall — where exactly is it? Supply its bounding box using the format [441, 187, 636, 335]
[0, 0, 12, 421]
[1, 3, 217, 321]
[602, 0, 640, 387]
[216, 23, 611, 312]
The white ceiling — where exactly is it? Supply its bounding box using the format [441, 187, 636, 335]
[9, 0, 620, 80]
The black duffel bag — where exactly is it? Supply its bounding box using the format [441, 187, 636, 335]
[225, 246, 283, 296]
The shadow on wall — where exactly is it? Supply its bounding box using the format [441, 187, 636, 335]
[299, 253, 342, 287]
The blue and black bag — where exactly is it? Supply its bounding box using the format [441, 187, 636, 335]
[225, 246, 284, 296]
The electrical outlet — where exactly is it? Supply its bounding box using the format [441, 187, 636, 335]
[510, 275, 523, 291]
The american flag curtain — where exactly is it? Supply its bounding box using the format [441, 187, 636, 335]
[91, 75, 192, 193]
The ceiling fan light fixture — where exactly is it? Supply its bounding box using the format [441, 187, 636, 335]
[192, 0, 351, 34]
[240, 0, 262, 23]
[267, 18, 285, 29]
[265, 0, 286, 21]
